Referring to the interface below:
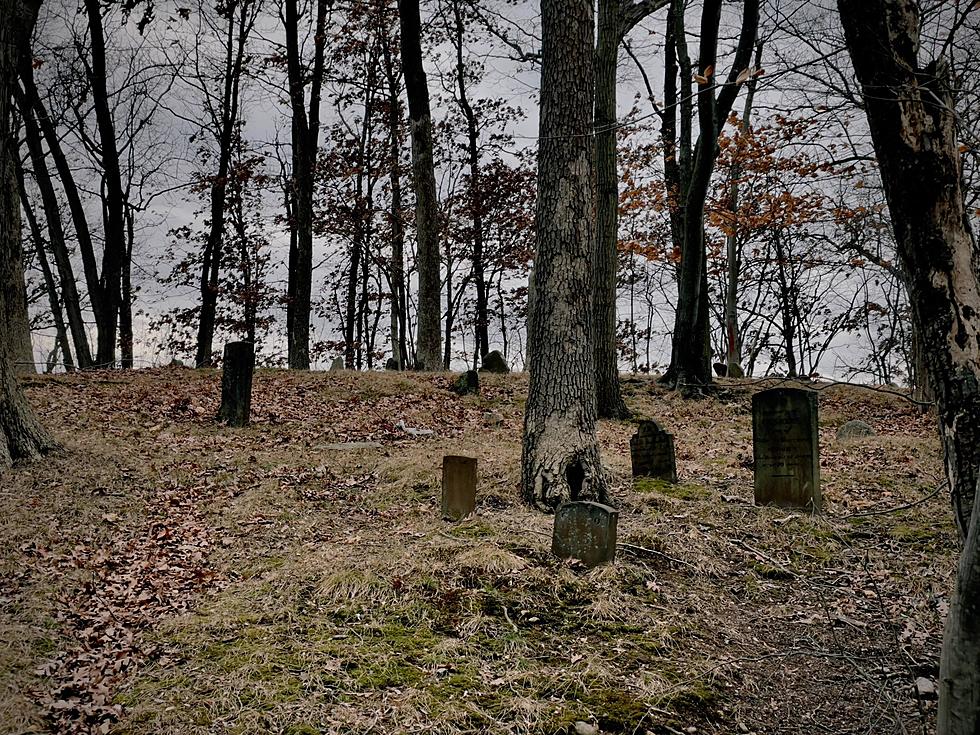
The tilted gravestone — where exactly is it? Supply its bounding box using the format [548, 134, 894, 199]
[752, 387, 821, 510]
[441, 455, 477, 521]
[629, 420, 677, 483]
[551, 501, 618, 568]
[217, 341, 255, 427]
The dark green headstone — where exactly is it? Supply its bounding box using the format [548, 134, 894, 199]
[752, 387, 820, 510]
[551, 501, 618, 568]
[217, 341, 255, 427]
[630, 420, 677, 483]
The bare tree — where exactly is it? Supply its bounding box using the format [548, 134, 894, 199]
[521, 0, 605, 511]
[837, 0, 980, 731]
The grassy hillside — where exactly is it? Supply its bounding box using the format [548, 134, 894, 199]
[0, 369, 954, 734]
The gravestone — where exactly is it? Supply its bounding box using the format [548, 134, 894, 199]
[441, 455, 477, 521]
[451, 369, 480, 396]
[385, 358, 399, 371]
[329, 357, 345, 371]
[629, 420, 677, 483]
[551, 501, 618, 568]
[480, 350, 510, 374]
[752, 387, 821, 510]
[217, 341, 255, 427]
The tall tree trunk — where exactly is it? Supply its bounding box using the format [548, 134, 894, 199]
[120, 205, 134, 369]
[724, 42, 762, 376]
[448, 0, 489, 362]
[664, 0, 758, 390]
[1, 157, 34, 375]
[398, 0, 441, 371]
[593, 0, 666, 417]
[521, 0, 606, 512]
[15, 87, 93, 368]
[84, 0, 126, 368]
[19, 58, 105, 358]
[17, 171, 73, 370]
[1, 0, 54, 465]
[837, 2, 980, 732]
[284, 0, 327, 370]
[381, 22, 407, 369]
[593, 0, 629, 419]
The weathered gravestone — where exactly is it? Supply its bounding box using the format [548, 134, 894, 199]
[442, 455, 477, 521]
[329, 357, 345, 371]
[385, 358, 399, 371]
[752, 387, 821, 510]
[551, 501, 618, 568]
[451, 369, 480, 396]
[217, 341, 255, 427]
[479, 350, 510, 374]
[629, 420, 677, 483]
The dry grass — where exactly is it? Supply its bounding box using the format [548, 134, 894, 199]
[0, 369, 954, 734]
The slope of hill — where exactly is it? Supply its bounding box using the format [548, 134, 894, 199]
[0, 369, 953, 734]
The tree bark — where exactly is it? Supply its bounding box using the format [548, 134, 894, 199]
[521, 0, 606, 512]
[837, 1, 980, 731]
[398, 0, 441, 371]
[1, 156, 34, 375]
[1, 0, 54, 465]
[217, 341, 254, 427]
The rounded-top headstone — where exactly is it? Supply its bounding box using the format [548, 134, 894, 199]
[836, 419, 875, 441]
[629, 420, 678, 483]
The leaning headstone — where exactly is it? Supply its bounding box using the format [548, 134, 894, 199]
[479, 350, 510, 374]
[330, 357, 345, 371]
[629, 420, 677, 483]
[441, 455, 477, 521]
[217, 341, 255, 427]
[752, 387, 821, 510]
[551, 501, 618, 568]
[836, 419, 875, 441]
[451, 369, 480, 396]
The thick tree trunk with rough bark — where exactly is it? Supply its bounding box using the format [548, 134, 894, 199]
[1, 0, 54, 465]
[399, 0, 441, 371]
[837, 1, 980, 732]
[521, 0, 606, 512]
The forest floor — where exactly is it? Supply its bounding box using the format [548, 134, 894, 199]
[0, 368, 955, 735]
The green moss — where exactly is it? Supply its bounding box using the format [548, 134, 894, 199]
[445, 518, 496, 539]
[634, 477, 710, 501]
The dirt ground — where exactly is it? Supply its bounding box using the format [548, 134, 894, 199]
[0, 368, 955, 734]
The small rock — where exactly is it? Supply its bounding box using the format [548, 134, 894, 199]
[573, 722, 598, 735]
[385, 358, 399, 370]
[836, 419, 876, 441]
[479, 349, 510, 374]
[915, 676, 937, 700]
[451, 369, 480, 396]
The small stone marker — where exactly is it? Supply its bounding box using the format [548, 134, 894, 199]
[551, 501, 618, 568]
[385, 358, 399, 371]
[217, 341, 255, 427]
[629, 420, 677, 483]
[836, 419, 875, 441]
[479, 349, 510, 374]
[752, 387, 821, 510]
[329, 357, 345, 371]
[451, 369, 480, 396]
[441, 455, 477, 521]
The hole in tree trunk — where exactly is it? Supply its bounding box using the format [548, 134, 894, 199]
[565, 459, 585, 500]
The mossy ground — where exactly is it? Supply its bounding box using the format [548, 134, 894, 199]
[1, 370, 954, 734]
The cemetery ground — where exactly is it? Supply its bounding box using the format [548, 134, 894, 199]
[0, 368, 955, 735]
